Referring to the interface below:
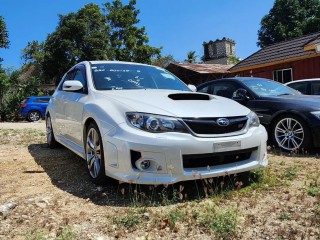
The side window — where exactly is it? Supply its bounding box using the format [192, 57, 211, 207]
[211, 82, 250, 100]
[289, 82, 308, 94]
[212, 83, 236, 99]
[73, 69, 86, 87]
[58, 70, 75, 91]
[198, 85, 210, 94]
[311, 81, 320, 95]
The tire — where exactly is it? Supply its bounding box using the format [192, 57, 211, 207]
[27, 110, 41, 122]
[85, 122, 107, 185]
[46, 114, 58, 148]
[272, 114, 311, 151]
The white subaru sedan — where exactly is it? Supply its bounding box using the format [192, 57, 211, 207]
[46, 61, 268, 185]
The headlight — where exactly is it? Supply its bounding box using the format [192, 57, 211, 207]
[311, 111, 320, 120]
[248, 111, 260, 128]
[126, 112, 188, 133]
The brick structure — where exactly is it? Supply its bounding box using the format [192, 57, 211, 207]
[203, 37, 236, 65]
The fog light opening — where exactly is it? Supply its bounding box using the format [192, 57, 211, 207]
[140, 160, 151, 170]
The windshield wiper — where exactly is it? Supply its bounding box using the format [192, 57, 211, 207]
[277, 93, 293, 96]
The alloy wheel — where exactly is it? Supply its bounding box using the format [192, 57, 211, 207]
[274, 117, 304, 151]
[46, 116, 53, 145]
[86, 127, 102, 179]
[29, 111, 40, 121]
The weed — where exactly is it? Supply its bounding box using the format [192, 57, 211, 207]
[279, 211, 291, 221]
[25, 231, 47, 240]
[168, 209, 185, 228]
[56, 226, 76, 240]
[283, 166, 299, 180]
[114, 211, 142, 230]
[198, 204, 238, 239]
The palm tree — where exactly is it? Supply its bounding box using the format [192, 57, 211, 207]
[185, 51, 198, 63]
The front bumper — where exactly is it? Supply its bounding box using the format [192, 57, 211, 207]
[101, 123, 268, 185]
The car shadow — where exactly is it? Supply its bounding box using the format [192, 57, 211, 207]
[28, 143, 266, 207]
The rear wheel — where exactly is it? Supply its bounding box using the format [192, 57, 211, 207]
[46, 115, 58, 148]
[272, 115, 310, 151]
[85, 122, 107, 185]
[27, 110, 41, 122]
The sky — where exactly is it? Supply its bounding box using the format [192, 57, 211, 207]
[0, 0, 275, 69]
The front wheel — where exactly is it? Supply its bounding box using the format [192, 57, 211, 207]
[272, 115, 310, 151]
[85, 122, 107, 185]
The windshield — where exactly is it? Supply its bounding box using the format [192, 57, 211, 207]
[91, 63, 190, 91]
[242, 78, 298, 96]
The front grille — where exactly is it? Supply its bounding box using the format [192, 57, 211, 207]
[182, 147, 257, 169]
[182, 116, 248, 135]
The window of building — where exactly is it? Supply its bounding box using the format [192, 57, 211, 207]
[273, 68, 292, 83]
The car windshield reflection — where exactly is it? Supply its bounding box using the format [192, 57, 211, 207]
[91, 63, 190, 91]
[242, 79, 298, 96]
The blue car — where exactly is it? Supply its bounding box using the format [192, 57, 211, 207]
[19, 96, 51, 122]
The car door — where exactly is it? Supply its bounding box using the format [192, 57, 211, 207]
[63, 65, 88, 148]
[53, 71, 75, 137]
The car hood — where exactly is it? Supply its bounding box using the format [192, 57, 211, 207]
[97, 90, 251, 118]
[261, 94, 320, 110]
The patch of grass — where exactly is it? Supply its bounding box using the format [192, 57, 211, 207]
[25, 227, 76, 240]
[56, 226, 76, 240]
[283, 166, 299, 180]
[25, 230, 47, 240]
[198, 204, 238, 239]
[0, 128, 46, 145]
[168, 209, 185, 228]
[114, 211, 142, 230]
[279, 211, 291, 221]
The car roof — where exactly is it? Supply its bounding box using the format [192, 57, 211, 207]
[79, 60, 155, 68]
[197, 77, 273, 87]
[285, 78, 320, 85]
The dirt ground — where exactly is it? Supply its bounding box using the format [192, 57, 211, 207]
[0, 122, 319, 240]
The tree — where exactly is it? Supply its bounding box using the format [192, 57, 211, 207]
[104, 0, 161, 63]
[185, 51, 198, 63]
[151, 54, 175, 68]
[0, 16, 10, 70]
[257, 0, 320, 48]
[42, 3, 111, 84]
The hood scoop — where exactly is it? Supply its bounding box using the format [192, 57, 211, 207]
[168, 93, 212, 100]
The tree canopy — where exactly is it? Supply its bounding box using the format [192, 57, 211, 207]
[185, 51, 198, 63]
[104, 0, 160, 64]
[0, 16, 10, 70]
[257, 0, 320, 48]
[22, 1, 161, 85]
[0, 16, 9, 49]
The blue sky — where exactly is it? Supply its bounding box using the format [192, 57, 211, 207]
[0, 0, 274, 69]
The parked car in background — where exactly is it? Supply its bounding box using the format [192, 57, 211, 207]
[46, 61, 268, 185]
[285, 78, 320, 95]
[197, 77, 320, 152]
[19, 96, 51, 122]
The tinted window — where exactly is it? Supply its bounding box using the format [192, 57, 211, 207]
[311, 81, 320, 95]
[91, 63, 190, 91]
[243, 78, 296, 96]
[197, 85, 210, 94]
[287, 82, 308, 94]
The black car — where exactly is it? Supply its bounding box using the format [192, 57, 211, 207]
[197, 77, 320, 151]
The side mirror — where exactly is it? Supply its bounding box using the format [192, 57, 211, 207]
[63, 80, 83, 92]
[188, 84, 197, 92]
[235, 88, 250, 99]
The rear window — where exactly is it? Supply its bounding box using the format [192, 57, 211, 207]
[21, 98, 29, 103]
[33, 97, 50, 103]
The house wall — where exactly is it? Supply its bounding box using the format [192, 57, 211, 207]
[235, 56, 320, 81]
